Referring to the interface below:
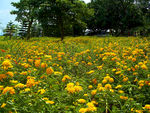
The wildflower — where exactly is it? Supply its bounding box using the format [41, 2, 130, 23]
[144, 104, 150, 109]
[38, 89, 46, 94]
[46, 101, 54, 104]
[97, 66, 102, 70]
[91, 90, 97, 95]
[1, 103, 6, 108]
[92, 78, 97, 85]
[109, 78, 114, 83]
[112, 69, 116, 72]
[74, 62, 79, 66]
[87, 62, 92, 66]
[102, 79, 107, 84]
[118, 90, 124, 93]
[6, 72, 14, 77]
[10, 80, 18, 84]
[67, 83, 74, 88]
[66, 87, 75, 93]
[79, 108, 87, 113]
[24, 88, 31, 92]
[54, 71, 62, 75]
[46, 67, 54, 75]
[105, 84, 112, 89]
[115, 85, 122, 89]
[120, 96, 128, 100]
[2, 59, 13, 69]
[26, 78, 38, 87]
[115, 71, 121, 74]
[98, 87, 105, 91]
[20, 71, 27, 75]
[0, 85, 4, 90]
[123, 77, 128, 82]
[132, 58, 136, 62]
[28, 59, 33, 63]
[15, 83, 26, 88]
[1, 49, 6, 52]
[0, 74, 7, 81]
[86, 70, 94, 74]
[84, 94, 88, 96]
[42, 98, 49, 100]
[88, 85, 93, 89]
[141, 64, 148, 70]
[86, 102, 97, 112]
[41, 63, 47, 68]
[2, 87, 15, 95]
[74, 86, 83, 92]
[78, 99, 86, 103]
[35, 60, 41, 67]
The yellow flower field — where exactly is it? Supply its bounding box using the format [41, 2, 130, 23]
[0, 36, 150, 113]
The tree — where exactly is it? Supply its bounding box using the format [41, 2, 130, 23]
[11, 0, 40, 40]
[38, 0, 93, 40]
[3, 21, 16, 39]
[87, 0, 144, 36]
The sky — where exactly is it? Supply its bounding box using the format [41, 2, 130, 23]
[0, 0, 91, 35]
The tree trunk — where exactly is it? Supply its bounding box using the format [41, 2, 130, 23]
[27, 18, 33, 40]
[58, 15, 64, 41]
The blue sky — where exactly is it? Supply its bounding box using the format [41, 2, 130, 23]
[0, 0, 91, 35]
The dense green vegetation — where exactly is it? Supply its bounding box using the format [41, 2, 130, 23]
[2, 0, 150, 40]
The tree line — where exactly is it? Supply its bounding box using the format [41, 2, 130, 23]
[3, 0, 150, 40]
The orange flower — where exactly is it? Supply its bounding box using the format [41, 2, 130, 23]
[0, 74, 7, 81]
[2, 87, 15, 95]
[46, 67, 54, 75]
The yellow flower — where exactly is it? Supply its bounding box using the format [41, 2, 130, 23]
[78, 99, 86, 103]
[98, 87, 105, 91]
[2, 87, 15, 95]
[118, 90, 124, 93]
[115, 85, 122, 89]
[38, 89, 46, 94]
[109, 78, 114, 83]
[6, 72, 14, 77]
[91, 90, 97, 95]
[10, 80, 18, 84]
[88, 85, 93, 89]
[0, 74, 7, 81]
[24, 88, 31, 92]
[79, 108, 87, 113]
[112, 69, 116, 72]
[141, 64, 148, 70]
[144, 104, 150, 109]
[46, 101, 54, 104]
[54, 72, 62, 75]
[115, 71, 121, 74]
[120, 96, 128, 100]
[46, 67, 54, 75]
[2, 59, 13, 69]
[66, 87, 75, 93]
[86, 70, 94, 74]
[42, 98, 49, 100]
[15, 83, 26, 88]
[41, 63, 47, 68]
[35, 60, 41, 67]
[0, 85, 4, 90]
[104, 84, 112, 89]
[84, 94, 88, 96]
[123, 77, 128, 82]
[102, 79, 107, 84]
[67, 83, 74, 88]
[1, 103, 6, 108]
[74, 86, 83, 92]
[86, 102, 97, 112]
